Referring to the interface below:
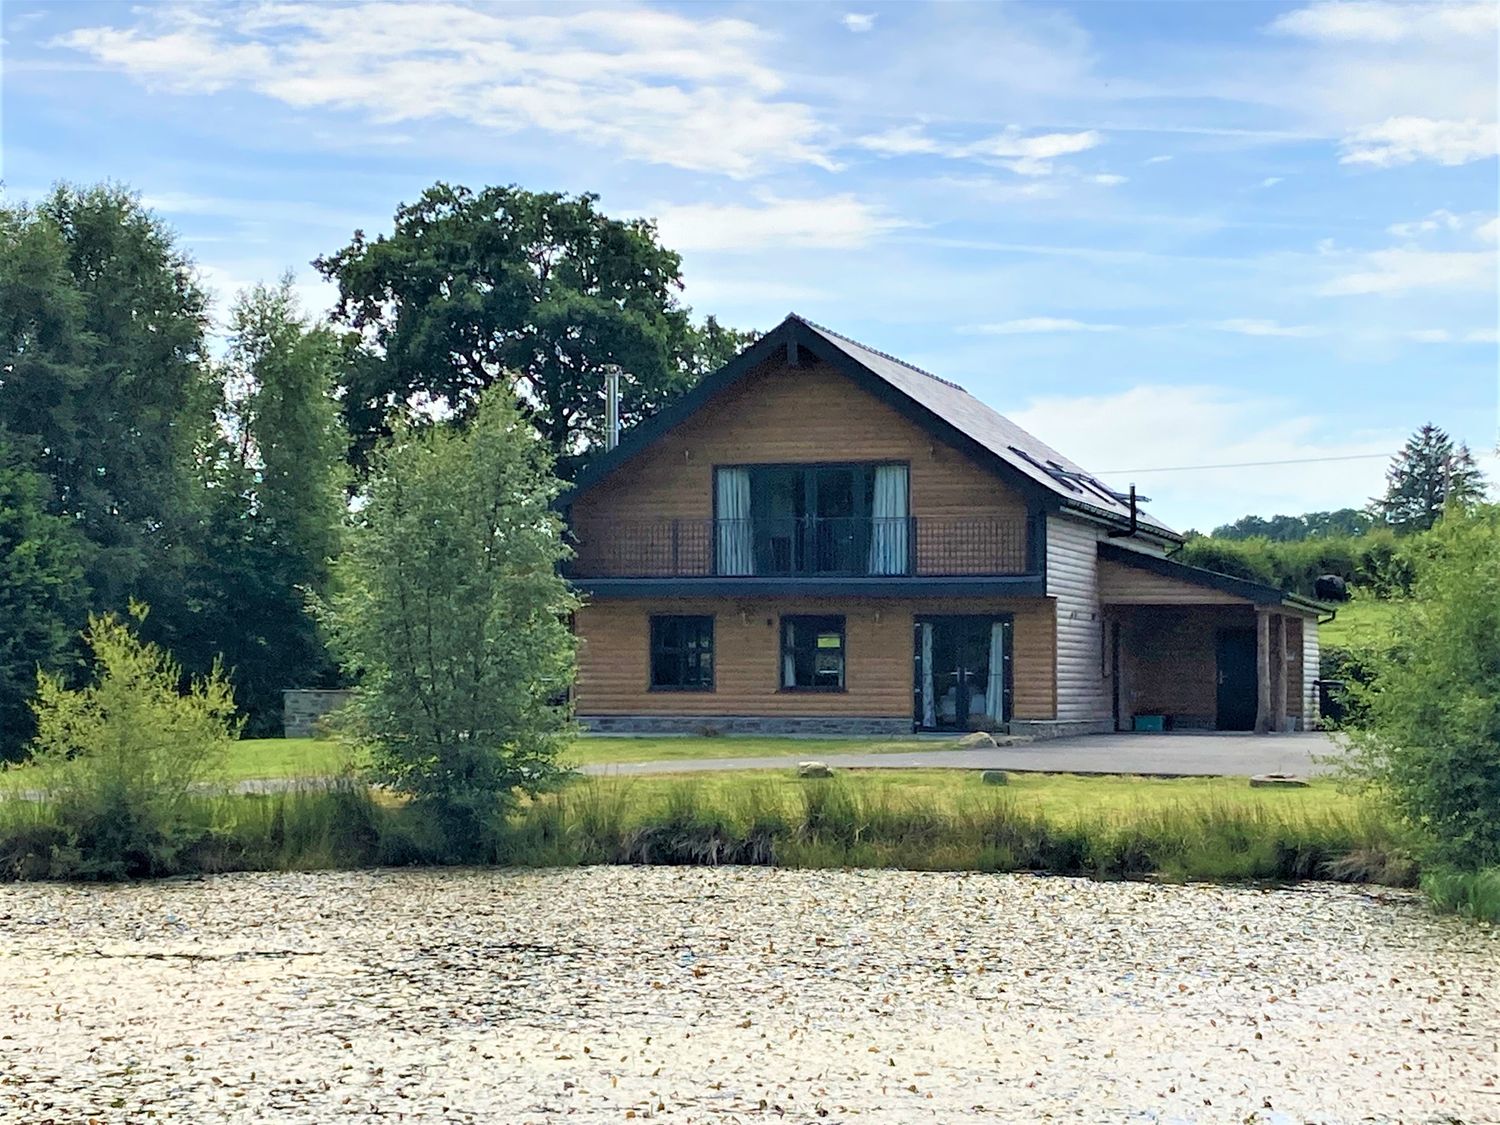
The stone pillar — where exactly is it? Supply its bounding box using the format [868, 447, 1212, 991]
[1255, 609, 1272, 734]
[1272, 613, 1288, 734]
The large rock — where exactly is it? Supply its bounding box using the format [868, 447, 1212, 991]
[1249, 773, 1310, 788]
[980, 770, 1008, 786]
[953, 731, 999, 749]
[797, 761, 834, 779]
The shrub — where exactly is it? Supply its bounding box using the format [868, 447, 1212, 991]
[1344, 507, 1500, 870]
[26, 607, 240, 878]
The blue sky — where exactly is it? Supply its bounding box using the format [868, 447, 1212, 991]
[3, 0, 1496, 530]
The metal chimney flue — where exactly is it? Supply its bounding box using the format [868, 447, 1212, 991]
[604, 365, 621, 451]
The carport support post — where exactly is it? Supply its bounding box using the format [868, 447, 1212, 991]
[1254, 608, 1272, 734]
[1273, 614, 1288, 734]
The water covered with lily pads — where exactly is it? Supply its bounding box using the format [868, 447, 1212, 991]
[1, 867, 1495, 1123]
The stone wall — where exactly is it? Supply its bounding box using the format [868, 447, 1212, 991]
[282, 690, 354, 738]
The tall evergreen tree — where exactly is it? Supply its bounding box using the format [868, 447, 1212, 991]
[0, 184, 216, 607]
[1373, 424, 1487, 534]
[0, 447, 90, 760]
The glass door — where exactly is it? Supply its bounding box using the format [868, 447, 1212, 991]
[913, 616, 1012, 731]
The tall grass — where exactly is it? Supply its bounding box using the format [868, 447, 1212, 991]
[0, 775, 1421, 890]
[1420, 866, 1500, 923]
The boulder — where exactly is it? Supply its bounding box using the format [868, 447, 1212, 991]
[797, 761, 833, 779]
[980, 770, 1008, 786]
[953, 731, 999, 749]
[1249, 773, 1310, 788]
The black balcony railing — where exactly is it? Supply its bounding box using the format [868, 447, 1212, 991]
[567, 515, 1029, 578]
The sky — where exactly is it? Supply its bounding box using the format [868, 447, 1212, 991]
[2, 0, 1497, 532]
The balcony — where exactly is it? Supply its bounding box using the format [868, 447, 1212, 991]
[566, 516, 1030, 579]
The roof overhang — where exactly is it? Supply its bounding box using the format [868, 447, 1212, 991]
[1098, 542, 1328, 615]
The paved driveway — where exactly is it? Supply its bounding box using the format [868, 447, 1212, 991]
[580, 732, 1343, 779]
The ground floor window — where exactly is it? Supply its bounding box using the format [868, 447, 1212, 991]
[780, 615, 846, 690]
[649, 615, 715, 691]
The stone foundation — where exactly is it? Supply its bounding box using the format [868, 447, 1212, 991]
[282, 690, 354, 738]
[579, 714, 914, 738]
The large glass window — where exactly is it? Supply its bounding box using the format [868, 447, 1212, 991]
[650, 616, 715, 691]
[780, 615, 846, 690]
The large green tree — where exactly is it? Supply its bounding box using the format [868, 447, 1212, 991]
[1372, 424, 1487, 534]
[315, 183, 742, 476]
[323, 386, 576, 851]
[172, 280, 350, 734]
[0, 448, 89, 760]
[0, 184, 216, 607]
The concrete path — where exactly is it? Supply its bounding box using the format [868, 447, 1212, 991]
[580, 732, 1343, 779]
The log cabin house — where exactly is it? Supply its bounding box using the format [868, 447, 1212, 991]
[561, 315, 1325, 738]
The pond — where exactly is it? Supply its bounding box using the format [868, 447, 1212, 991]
[1, 868, 1495, 1122]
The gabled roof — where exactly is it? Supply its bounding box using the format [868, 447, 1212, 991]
[1098, 541, 1329, 615]
[564, 313, 1180, 541]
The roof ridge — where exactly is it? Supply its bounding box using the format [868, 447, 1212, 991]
[788, 312, 970, 393]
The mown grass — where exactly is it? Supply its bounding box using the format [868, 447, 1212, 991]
[1319, 594, 1401, 650]
[0, 768, 1420, 892]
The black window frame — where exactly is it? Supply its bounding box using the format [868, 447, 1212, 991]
[648, 615, 716, 692]
[779, 614, 847, 692]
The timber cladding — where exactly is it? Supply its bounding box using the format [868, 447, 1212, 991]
[574, 597, 1057, 721]
[567, 358, 1030, 574]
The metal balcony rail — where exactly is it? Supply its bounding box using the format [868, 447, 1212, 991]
[567, 515, 1028, 578]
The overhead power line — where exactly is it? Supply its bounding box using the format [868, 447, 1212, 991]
[1098, 451, 1395, 475]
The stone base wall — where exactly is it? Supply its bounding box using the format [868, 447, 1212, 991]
[282, 690, 354, 738]
[579, 714, 915, 738]
[1006, 718, 1114, 741]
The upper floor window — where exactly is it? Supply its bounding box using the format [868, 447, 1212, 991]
[781, 615, 846, 691]
[716, 463, 909, 577]
[650, 615, 714, 691]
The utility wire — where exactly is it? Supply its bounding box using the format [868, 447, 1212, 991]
[1098, 451, 1395, 475]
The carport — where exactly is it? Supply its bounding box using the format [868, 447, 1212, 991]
[1097, 544, 1327, 733]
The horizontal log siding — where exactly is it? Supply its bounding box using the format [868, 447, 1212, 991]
[1301, 616, 1320, 725]
[574, 597, 1056, 721]
[569, 359, 1029, 574]
[1097, 559, 1248, 605]
[1045, 517, 1111, 722]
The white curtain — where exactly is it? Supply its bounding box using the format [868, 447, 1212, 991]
[782, 621, 797, 688]
[985, 621, 1006, 723]
[920, 622, 936, 728]
[715, 468, 753, 576]
[866, 464, 910, 575]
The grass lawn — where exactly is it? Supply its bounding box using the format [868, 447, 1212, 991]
[1319, 595, 1401, 649]
[227, 738, 353, 781]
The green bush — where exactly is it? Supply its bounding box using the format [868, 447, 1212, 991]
[1345, 507, 1500, 871]
[1176, 529, 1415, 599]
[22, 608, 240, 878]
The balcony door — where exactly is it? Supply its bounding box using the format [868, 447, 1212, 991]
[716, 463, 908, 577]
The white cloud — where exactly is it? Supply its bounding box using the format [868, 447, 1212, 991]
[1466, 328, 1500, 344]
[1339, 116, 1498, 167]
[841, 13, 875, 33]
[1386, 209, 1463, 238]
[1210, 318, 1322, 338]
[1271, 2, 1497, 44]
[1091, 173, 1128, 186]
[857, 124, 1102, 175]
[56, 2, 833, 178]
[961, 317, 1121, 335]
[1476, 217, 1499, 244]
[1008, 383, 1400, 529]
[1260, 177, 1284, 187]
[1405, 328, 1451, 343]
[1321, 249, 1496, 295]
[1143, 155, 1173, 165]
[651, 194, 907, 252]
